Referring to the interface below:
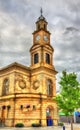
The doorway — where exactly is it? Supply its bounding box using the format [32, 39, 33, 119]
[1, 106, 6, 126]
[46, 107, 53, 126]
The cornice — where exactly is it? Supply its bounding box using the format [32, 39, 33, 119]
[0, 93, 47, 100]
[30, 44, 54, 52]
[32, 28, 51, 35]
[31, 66, 58, 75]
[0, 62, 31, 74]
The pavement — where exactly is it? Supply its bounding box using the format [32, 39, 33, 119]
[0, 123, 80, 130]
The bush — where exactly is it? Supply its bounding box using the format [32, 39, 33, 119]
[15, 123, 24, 127]
[58, 122, 64, 126]
[32, 123, 41, 127]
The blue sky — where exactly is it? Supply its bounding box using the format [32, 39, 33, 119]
[0, 0, 80, 90]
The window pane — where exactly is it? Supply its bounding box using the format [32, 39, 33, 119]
[2, 79, 9, 96]
[47, 79, 53, 96]
[46, 53, 50, 64]
[34, 53, 38, 64]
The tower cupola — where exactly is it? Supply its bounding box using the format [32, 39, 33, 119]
[36, 8, 48, 31]
[30, 9, 54, 69]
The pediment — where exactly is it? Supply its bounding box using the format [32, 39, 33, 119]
[0, 62, 30, 73]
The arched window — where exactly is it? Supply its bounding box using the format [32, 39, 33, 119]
[46, 53, 50, 64]
[34, 53, 39, 64]
[44, 24, 46, 30]
[2, 78, 9, 96]
[47, 79, 53, 96]
[38, 24, 40, 30]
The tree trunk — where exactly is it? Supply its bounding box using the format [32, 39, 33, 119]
[70, 115, 73, 130]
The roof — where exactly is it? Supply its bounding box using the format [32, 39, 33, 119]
[30, 43, 54, 52]
[37, 14, 47, 22]
[0, 62, 30, 72]
[36, 8, 47, 23]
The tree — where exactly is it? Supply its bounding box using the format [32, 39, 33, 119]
[55, 70, 80, 130]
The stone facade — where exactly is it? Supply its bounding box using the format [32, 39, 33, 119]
[0, 11, 58, 127]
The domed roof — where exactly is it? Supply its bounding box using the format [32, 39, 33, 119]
[36, 8, 47, 22]
[38, 14, 46, 21]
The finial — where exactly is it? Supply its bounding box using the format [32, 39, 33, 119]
[40, 8, 43, 16]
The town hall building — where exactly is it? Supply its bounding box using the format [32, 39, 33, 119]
[0, 10, 58, 127]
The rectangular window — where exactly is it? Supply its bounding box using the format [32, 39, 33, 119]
[47, 79, 53, 96]
[34, 53, 38, 64]
[46, 53, 50, 64]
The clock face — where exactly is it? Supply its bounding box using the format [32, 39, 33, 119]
[36, 35, 40, 41]
[43, 35, 48, 41]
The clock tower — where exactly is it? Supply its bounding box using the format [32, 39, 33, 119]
[30, 9, 55, 70]
[30, 9, 58, 126]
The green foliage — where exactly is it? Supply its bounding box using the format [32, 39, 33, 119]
[58, 122, 64, 126]
[15, 123, 24, 127]
[32, 123, 41, 127]
[56, 71, 80, 115]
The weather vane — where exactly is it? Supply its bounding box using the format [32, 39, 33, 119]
[40, 8, 43, 16]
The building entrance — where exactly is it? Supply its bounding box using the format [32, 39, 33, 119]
[46, 107, 53, 126]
